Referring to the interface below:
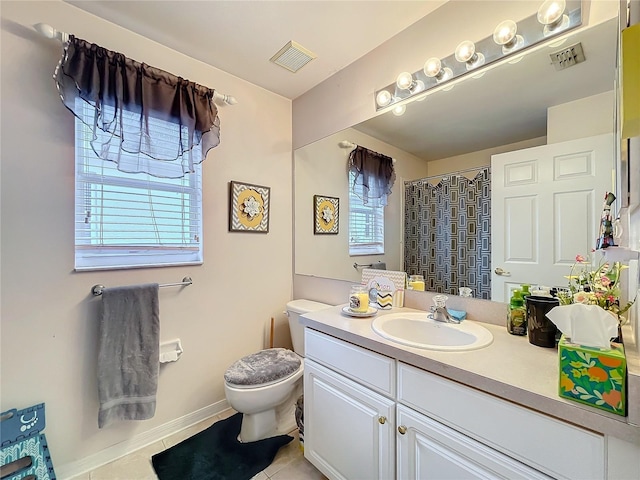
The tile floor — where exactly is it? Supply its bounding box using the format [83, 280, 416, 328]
[69, 409, 327, 480]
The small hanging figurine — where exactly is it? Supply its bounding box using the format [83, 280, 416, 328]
[596, 192, 616, 249]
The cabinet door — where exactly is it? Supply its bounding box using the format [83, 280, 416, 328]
[304, 359, 395, 480]
[396, 405, 552, 480]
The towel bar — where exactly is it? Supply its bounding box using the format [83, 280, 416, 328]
[353, 262, 373, 270]
[91, 277, 193, 296]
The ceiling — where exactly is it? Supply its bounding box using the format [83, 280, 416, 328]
[65, 0, 447, 100]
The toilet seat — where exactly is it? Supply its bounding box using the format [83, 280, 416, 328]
[224, 348, 302, 389]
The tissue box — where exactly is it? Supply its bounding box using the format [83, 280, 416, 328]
[0, 403, 57, 479]
[558, 335, 626, 416]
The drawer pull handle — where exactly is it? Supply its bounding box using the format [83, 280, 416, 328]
[398, 425, 407, 435]
[378, 416, 386, 425]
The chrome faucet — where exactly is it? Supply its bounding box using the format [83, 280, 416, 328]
[428, 305, 461, 324]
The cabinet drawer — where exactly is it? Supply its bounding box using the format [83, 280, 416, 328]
[305, 328, 395, 397]
[398, 363, 604, 480]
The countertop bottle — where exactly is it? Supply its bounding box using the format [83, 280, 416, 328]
[408, 274, 425, 291]
[507, 289, 526, 336]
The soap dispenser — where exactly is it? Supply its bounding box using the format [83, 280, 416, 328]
[507, 289, 526, 336]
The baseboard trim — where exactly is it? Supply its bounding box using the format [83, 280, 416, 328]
[56, 399, 230, 479]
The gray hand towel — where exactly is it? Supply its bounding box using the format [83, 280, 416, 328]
[97, 283, 160, 428]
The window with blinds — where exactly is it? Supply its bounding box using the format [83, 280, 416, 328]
[74, 103, 203, 270]
[348, 170, 385, 255]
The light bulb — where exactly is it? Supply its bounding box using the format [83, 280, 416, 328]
[396, 72, 414, 90]
[376, 90, 392, 107]
[423, 57, 452, 82]
[392, 104, 406, 116]
[493, 19, 524, 54]
[455, 41, 475, 63]
[537, 0, 569, 36]
[493, 20, 517, 45]
[395, 72, 424, 94]
[424, 57, 442, 77]
[455, 40, 485, 70]
[538, 0, 565, 25]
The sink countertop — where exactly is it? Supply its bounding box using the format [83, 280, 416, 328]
[300, 304, 640, 443]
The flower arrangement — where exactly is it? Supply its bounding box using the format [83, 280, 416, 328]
[559, 253, 634, 319]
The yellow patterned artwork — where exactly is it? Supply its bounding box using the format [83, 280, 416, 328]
[314, 195, 339, 234]
[229, 181, 270, 233]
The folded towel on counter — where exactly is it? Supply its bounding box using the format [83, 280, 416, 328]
[97, 283, 160, 428]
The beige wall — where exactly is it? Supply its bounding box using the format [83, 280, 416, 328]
[426, 137, 547, 177]
[547, 90, 616, 143]
[1, 1, 292, 473]
[294, 128, 426, 282]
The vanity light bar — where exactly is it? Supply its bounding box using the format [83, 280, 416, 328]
[374, 0, 582, 112]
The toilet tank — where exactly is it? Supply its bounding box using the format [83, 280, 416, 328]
[286, 299, 331, 356]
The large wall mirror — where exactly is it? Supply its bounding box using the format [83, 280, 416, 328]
[295, 13, 619, 303]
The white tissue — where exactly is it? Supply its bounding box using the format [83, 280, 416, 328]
[546, 304, 618, 349]
[160, 351, 179, 363]
[159, 338, 183, 363]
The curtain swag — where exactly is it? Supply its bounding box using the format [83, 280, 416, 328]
[55, 35, 221, 178]
[348, 146, 396, 207]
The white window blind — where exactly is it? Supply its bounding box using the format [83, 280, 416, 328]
[348, 171, 385, 255]
[74, 103, 203, 270]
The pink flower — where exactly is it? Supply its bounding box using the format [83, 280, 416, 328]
[600, 276, 611, 287]
[575, 254, 586, 263]
[573, 291, 591, 304]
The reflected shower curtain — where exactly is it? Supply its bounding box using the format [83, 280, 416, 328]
[404, 169, 491, 299]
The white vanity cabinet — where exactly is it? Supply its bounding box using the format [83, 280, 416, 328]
[304, 328, 396, 480]
[303, 328, 617, 480]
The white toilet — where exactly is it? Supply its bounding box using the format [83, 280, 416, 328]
[223, 299, 331, 442]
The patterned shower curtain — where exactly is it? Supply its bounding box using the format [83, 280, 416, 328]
[404, 168, 491, 299]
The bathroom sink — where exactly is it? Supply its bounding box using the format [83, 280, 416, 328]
[371, 312, 493, 351]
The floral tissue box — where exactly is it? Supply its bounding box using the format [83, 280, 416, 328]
[558, 335, 626, 416]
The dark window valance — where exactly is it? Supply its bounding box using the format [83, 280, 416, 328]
[54, 35, 220, 178]
[348, 146, 396, 206]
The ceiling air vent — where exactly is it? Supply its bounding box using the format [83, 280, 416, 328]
[549, 43, 586, 71]
[270, 41, 316, 73]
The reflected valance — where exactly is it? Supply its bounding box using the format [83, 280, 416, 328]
[348, 146, 396, 206]
[55, 35, 220, 178]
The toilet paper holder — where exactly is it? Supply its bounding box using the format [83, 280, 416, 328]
[159, 338, 183, 363]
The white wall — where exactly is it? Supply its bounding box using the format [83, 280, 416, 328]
[1, 1, 292, 474]
[294, 128, 426, 282]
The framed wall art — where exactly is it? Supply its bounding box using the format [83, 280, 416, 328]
[229, 181, 270, 233]
[314, 195, 339, 234]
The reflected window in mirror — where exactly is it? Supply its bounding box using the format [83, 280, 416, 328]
[349, 170, 384, 255]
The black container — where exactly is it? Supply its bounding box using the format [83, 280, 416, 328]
[526, 296, 560, 348]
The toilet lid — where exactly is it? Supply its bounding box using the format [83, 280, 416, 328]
[224, 348, 301, 387]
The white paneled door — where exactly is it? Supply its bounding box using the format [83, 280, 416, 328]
[491, 134, 614, 302]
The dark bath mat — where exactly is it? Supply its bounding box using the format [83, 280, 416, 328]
[151, 413, 293, 480]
